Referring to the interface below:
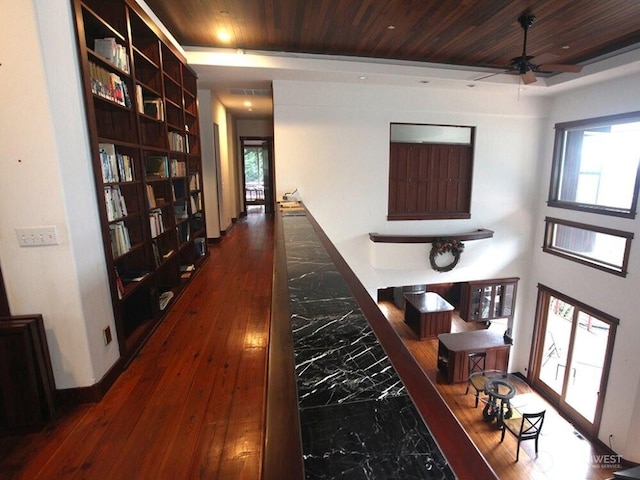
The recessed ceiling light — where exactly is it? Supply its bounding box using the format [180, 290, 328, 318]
[467, 84, 476, 88]
[420, 80, 430, 84]
[387, 25, 395, 30]
[217, 31, 232, 42]
[359, 76, 367, 80]
[562, 45, 571, 49]
[244, 101, 252, 107]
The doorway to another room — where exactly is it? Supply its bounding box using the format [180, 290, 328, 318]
[241, 137, 274, 215]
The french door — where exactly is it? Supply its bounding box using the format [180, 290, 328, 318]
[530, 285, 617, 437]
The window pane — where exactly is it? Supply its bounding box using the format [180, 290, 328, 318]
[565, 314, 610, 422]
[544, 217, 632, 276]
[551, 115, 640, 217]
[551, 224, 626, 268]
[539, 297, 573, 395]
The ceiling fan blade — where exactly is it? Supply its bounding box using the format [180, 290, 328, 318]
[538, 64, 583, 73]
[522, 69, 537, 84]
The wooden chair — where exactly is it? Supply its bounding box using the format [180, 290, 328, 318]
[465, 352, 487, 407]
[500, 410, 546, 461]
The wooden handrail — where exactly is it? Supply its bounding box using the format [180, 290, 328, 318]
[369, 228, 494, 243]
[262, 212, 305, 480]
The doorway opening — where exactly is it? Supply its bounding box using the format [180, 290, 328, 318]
[241, 137, 274, 215]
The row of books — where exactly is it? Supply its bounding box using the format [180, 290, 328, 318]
[105, 186, 128, 221]
[94, 37, 130, 73]
[89, 61, 131, 107]
[168, 131, 186, 152]
[149, 209, 165, 238]
[170, 159, 187, 177]
[99, 143, 133, 183]
[110, 221, 131, 257]
[190, 192, 202, 213]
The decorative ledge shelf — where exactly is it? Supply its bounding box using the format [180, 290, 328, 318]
[368, 228, 494, 244]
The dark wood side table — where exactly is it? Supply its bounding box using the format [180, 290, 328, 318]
[404, 292, 454, 340]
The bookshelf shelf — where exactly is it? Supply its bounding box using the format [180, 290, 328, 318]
[72, 0, 208, 365]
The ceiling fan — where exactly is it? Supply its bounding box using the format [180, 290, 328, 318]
[477, 14, 583, 84]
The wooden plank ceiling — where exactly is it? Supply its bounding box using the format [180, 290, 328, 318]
[144, 0, 640, 70]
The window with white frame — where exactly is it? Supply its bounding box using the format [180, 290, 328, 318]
[548, 112, 640, 218]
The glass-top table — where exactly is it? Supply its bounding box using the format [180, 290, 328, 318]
[469, 370, 531, 427]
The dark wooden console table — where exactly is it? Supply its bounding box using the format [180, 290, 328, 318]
[437, 330, 511, 383]
[404, 292, 454, 339]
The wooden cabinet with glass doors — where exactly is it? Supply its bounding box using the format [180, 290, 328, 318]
[459, 278, 519, 323]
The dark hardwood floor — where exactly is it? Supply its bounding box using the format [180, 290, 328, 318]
[0, 210, 618, 479]
[0, 212, 273, 479]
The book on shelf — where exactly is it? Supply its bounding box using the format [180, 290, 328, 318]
[89, 61, 131, 107]
[168, 131, 185, 152]
[152, 240, 161, 267]
[170, 159, 186, 177]
[194, 237, 206, 257]
[93, 37, 130, 73]
[174, 201, 188, 220]
[109, 221, 131, 257]
[159, 291, 174, 310]
[180, 264, 195, 272]
[190, 192, 202, 213]
[188, 172, 200, 191]
[120, 270, 149, 283]
[104, 185, 128, 221]
[146, 184, 157, 209]
[176, 222, 190, 243]
[145, 156, 169, 179]
[114, 267, 125, 299]
[149, 208, 164, 238]
[99, 143, 133, 183]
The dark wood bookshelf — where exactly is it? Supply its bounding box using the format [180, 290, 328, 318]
[71, 0, 208, 365]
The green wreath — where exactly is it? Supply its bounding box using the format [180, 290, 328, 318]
[429, 237, 465, 272]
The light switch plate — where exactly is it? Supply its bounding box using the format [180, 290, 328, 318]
[16, 226, 59, 247]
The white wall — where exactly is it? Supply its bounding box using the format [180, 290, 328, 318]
[272, 75, 640, 461]
[0, 0, 118, 388]
[198, 89, 222, 238]
[529, 73, 640, 460]
[273, 78, 548, 363]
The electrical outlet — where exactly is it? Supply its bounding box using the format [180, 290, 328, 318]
[103, 326, 112, 346]
[16, 226, 59, 247]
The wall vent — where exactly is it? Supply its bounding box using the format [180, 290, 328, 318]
[228, 88, 271, 96]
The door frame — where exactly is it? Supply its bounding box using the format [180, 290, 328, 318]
[240, 136, 274, 214]
[528, 284, 617, 438]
